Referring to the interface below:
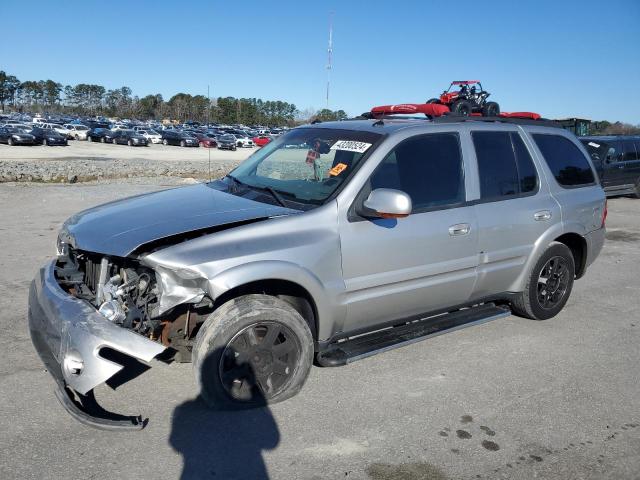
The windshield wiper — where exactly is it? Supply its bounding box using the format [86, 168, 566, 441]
[226, 175, 288, 207]
[263, 186, 287, 208]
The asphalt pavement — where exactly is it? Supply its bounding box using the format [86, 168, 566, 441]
[0, 182, 638, 480]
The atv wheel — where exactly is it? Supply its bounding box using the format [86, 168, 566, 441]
[511, 242, 575, 320]
[482, 101, 500, 117]
[426, 98, 439, 104]
[450, 100, 472, 116]
[193, 294, 313, 408]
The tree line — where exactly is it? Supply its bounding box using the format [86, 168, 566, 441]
[0, 70, 349, 126]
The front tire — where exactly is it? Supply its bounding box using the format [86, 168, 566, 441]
[42, 139, 48, 146]
[127, 139, 133, 146]
[193, 294, 313, 409]
[163, 138, 169, 146]
[511, 242, 575, 320]
[8, 137, 14, 146]
[632, 179, 640, 199]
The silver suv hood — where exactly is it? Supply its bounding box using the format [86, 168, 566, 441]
[60, 183, 299, 257]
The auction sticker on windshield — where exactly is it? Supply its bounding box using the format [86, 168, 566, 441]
[330, 140, 372, 154]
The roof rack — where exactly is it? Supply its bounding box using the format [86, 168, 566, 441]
[431, 115, 562, 128]
[353, 113, 561, 128]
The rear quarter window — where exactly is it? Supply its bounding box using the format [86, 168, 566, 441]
[532, 134, 595, 187]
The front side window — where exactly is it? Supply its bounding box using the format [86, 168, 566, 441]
[472, 131, 538, 201]
[367, 133, 464, 211]
[532, 134, 595, 187]
[230, 128, 382, 205]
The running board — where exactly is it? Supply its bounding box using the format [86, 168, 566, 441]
[316, 303, 511, 367]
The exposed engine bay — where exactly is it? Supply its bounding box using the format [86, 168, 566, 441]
[54, 248, 208, 361]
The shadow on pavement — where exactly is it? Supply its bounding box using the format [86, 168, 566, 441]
[169, 354, 280, 480]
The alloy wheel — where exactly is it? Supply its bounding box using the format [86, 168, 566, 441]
[536, 256, 570, 309]
[218, 321, 301, 402]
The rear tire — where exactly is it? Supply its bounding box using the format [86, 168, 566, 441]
[450, 100, 473, 116]
[101, 137, 106, 143]
[42, 139, 48, 146]
[163, 139, 169, 146]
[112, 138, 117, 144]
[511, 242, 575, 320]
[87, 136, 93, 142]
[482, 101, 500, 117]
[8, 137, 14, 146]
[127, 139, 132, 146]
[633, 179, 640, 199]
[193, 294, 313, 409]
[180, 140, 186, 147]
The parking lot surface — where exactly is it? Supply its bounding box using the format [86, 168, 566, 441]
[0, 141, 252, 182]
[0, 182, 638, 480]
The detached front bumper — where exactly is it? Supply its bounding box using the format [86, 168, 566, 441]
[28, 260, 166, 429]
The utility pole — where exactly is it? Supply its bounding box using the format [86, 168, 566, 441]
[326, 11, 333, 109]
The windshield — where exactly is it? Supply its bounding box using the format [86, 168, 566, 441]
[229, 127, 382, 205]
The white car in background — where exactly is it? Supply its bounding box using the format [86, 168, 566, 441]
[40, 123, 72, 139]
[137, 129, 163, 144]
[231, 134, 255, 148]
[63, 124, 90, 140]
[111, 124, 128, 131]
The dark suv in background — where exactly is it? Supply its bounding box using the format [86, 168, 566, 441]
[580, 136, 640, 197]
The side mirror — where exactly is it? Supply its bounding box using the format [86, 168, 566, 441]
[360, 188, 412, 219]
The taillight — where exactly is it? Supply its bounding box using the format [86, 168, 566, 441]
[601, 200, 608, 228]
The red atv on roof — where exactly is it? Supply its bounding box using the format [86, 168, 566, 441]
[427, 80, 500, 117]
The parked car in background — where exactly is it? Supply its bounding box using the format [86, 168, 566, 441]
[189, 132, 217, 148]
[0, 126, 36, 145]
[63, 124, 90, 140]
[161, 130, 199, 147]
[216, 134, 237, 150]
[580, 136, 640, 198]
[86, 128, 114, 143]
[253, 135, 272, 147]
[28, 127, 68, 146]
[111, 130, 148, 146]
[40, 123, 72, 139]
[231, 133, 255, 148]
[136, 129, 163, 144]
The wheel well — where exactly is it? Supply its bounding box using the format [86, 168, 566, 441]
[212, 280, 318, 340]
[554, 233, 587, 279]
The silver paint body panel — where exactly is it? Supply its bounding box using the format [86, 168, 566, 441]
[28, 119, 606, 393]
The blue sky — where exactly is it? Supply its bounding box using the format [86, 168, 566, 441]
[1, 0, 639, 123]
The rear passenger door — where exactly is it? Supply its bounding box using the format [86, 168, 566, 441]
[470, 130, 560, 299]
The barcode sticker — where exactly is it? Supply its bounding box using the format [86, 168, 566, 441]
[330, 140, 372, 153]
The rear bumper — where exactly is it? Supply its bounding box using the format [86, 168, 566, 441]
[28, 260, 166, 429]
[584, 227, 606, 269]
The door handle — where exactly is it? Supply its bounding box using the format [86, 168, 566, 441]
[534, 210, 552, 221]
[449, 223, 470, 236]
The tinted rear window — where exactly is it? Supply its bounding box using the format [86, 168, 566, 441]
[472, 131, 538, 201]
[532, 134, 595, 187]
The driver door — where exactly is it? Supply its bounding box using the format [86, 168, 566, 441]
[338, 132, 479, 333]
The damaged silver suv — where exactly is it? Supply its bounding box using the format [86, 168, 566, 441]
[29, 116, 606, 429]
